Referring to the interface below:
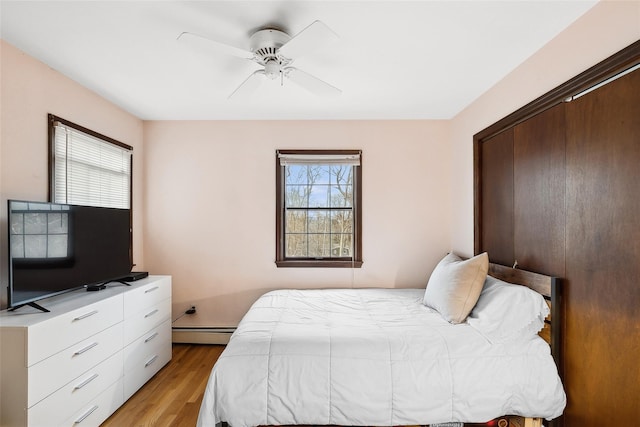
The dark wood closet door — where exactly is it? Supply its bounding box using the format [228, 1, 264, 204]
[479, 128, 514, 266]
[564, 68, 640, 424]
[513, 103, 566, 277]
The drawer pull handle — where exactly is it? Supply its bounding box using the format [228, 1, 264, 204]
[73, 310, 98, 321]
[74, 342, 98, 356]
[74, 405, 98, 424]
[74, 373, 99, 390]
[145, 355, 159, 367]
[144, 309, 159, 318]
[145, 332, 159, 343]
[144, 286, 159, 294]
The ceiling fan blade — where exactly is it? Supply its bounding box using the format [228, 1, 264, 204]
[278, 20, 339, 60]
[177, 31, 254, 60]
[285, 67, 341, 97]
[228, 70, 266, 99]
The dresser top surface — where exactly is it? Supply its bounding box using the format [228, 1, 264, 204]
[0, 275, 170, 327]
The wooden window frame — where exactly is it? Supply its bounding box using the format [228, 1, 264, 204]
[275, 149, 363, 268]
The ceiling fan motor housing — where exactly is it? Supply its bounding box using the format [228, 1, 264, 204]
[250, 29, 292, 78]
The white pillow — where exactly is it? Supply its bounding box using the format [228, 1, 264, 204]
[423, 252, 489, 324]
[467, 275, 550, 343]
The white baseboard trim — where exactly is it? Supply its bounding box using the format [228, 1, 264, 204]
[172, 327, 236, 345]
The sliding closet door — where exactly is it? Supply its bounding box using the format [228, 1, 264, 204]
[513, 104, 566, 277]
[475, 41, 639, 427]
[478, 105, 567, 276]
[564, 68, 640, 424]
[479, 129, 514, 266]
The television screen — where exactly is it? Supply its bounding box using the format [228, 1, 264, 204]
[8, 200, 132, 310]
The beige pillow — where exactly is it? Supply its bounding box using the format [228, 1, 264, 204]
[423, 252, 489, 324]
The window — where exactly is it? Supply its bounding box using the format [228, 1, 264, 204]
[276, 149, 362, 268]
[48, 114, 133, 265]
[48, 114, 132, 209]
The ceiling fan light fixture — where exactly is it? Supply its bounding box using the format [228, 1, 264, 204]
[264, 60, 281, 80]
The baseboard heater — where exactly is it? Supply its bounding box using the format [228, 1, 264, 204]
[172, 327, 236, 345]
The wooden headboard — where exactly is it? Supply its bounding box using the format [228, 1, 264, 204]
[487, 262, 563, 378]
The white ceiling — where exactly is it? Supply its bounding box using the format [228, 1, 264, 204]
[1, 1, 597, 120]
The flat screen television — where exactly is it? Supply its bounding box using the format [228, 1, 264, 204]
[7, 199, 132, 312]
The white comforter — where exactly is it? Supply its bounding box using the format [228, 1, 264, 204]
[197, 289, 565, 427]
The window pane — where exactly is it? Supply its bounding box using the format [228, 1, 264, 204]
[285, 210, 307, 233]
[308, 210, 330, 233]
[286, 234, 307, 257]
[309, 165, 331, 185]
[309, 185, 330, 207]
[286, 165, 308, 185]
[285, 185, 309, 208]
[308, 233, 331, 257]
[332, 165, 352, 185]
[330, 234, 352, 257]
[330, 184, 352, 208]
[331, 210, 353, 233]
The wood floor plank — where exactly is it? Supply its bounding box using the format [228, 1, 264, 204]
[101, 344, 224, 427]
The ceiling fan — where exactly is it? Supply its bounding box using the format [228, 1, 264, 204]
[177, 20, 341, 99]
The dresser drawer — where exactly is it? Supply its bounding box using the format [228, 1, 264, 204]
[123, 297, 171, 345]
[59, 378, 124, 427]
[27, 294, 123, 366]
[28, 322, 123, 407]
[123, 319, 171, 400]
[28, 351, 123, 427]
[123, 277, 171, 317]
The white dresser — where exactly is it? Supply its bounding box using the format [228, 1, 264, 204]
[0, 275, 171, 427]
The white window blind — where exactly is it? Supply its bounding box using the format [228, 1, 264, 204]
[278, 152, 361, 166]
[52, 122, 132, 209]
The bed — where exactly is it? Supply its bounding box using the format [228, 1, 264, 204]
[197, 255, 566, 427]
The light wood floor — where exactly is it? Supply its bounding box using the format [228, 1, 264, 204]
[101, 344, 224, 427]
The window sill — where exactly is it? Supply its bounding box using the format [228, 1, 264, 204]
[276, 259, 363, 268]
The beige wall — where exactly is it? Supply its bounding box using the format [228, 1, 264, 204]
[0, 40, 145, 307]
[143, 120, 452, 326]
[449, 0, 640, 257]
